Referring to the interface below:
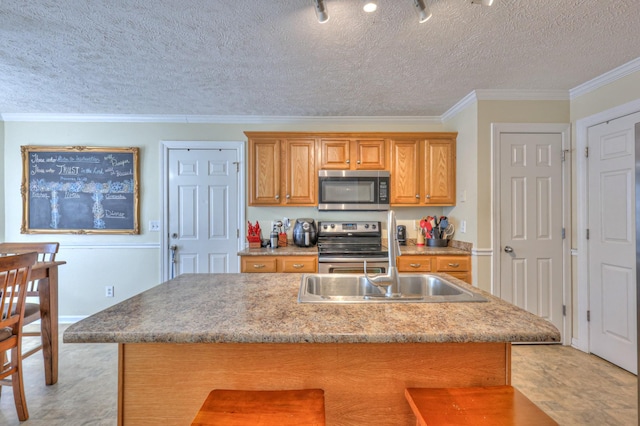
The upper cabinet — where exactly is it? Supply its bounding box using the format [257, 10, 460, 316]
[319, 138, 386, 170]
[247, 134, 316, 206]
[246, 132, 456, 207]
[390, 134, 456, 206]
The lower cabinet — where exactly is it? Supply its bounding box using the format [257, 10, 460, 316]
[397, 255, 471, 284]
[241, 255, 318, 273]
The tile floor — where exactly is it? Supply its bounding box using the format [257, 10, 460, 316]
[0, 327, 637, 425]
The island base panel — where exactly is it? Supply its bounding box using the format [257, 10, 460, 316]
[118, 342, 510, 426]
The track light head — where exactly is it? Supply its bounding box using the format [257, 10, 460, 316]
[314, 0, 329, 23]
[363, 1, 377, 13]
[471, 0, 495, 5]
[413, 0, 432, 23]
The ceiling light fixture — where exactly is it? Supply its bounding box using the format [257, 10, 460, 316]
[412, 0, 432, 23]
[471, 0, 494, 5]
[313, 0, 329, 23]
[363, 1, 378, 13]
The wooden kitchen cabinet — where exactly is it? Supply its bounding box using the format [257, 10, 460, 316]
[390, 134, 456, 206]
[397, 254, 471, 284]
[397, 255, 433, 272]
[241, 255, 317, 273]
[247, 135, 316, 206]
[319, 138, 386, 170]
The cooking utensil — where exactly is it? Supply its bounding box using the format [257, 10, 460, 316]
[442, 224, 455, 239]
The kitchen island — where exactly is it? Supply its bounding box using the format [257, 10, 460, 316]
[64, 273, 560, 425]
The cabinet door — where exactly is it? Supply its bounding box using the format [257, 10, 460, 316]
[390, 140, 421, 205]
[354, 139, 386, 170]
[249, 139, 281, 205]
[397, 255, 433, 272]
[319, 139, 351, 170]
[423, 139, 456, 205]
[283, 138, 316, 205]
[278, 256, 318, 273]
[241, 256, 278, 273]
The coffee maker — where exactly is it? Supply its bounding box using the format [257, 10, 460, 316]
[293, 219, 318, 247]
[397, 225, 407, 245]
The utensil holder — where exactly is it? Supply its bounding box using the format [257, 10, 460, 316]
[426, 238, 449, 247]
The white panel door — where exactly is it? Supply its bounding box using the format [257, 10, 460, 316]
[168, 148, 239, 275]
[588, 112, 639, 374]
[499, 132, 564, 336]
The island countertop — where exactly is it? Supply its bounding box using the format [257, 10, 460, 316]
[64, 273, 560, 345]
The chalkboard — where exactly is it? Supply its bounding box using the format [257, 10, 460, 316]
[21, 146, 140, 234]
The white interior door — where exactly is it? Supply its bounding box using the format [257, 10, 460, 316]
[168, 148, 240, 276]
[498, 131, 565, 339]
[588, 112, 639, 374]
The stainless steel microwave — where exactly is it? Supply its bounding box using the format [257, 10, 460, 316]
[318, 170, 390, 211]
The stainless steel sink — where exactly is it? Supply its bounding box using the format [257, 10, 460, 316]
[298, 274, 487, 303]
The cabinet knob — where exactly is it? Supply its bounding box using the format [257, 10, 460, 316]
[286, 194, 290, 199]
[415, 194, 420, 198]
[346, 159, 350, 164]
[275, 195, 280, 200]
[357, 160, 361, 164]
[425, 194, 431, 199]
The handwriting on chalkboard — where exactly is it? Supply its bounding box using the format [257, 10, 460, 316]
[21, 146, 140, 234]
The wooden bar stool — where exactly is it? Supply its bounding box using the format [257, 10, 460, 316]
[191, 389, 325, 426]
[405, 386, 557, 426]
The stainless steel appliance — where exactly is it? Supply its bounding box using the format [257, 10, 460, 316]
[397, 225, 407, 245]
[318, 170, 390, 211]
[317, 220, 388, 274]
[292, 219, 318, 247]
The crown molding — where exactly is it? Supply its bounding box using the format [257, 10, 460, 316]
[441, 91, 478, 122]
[570, 56, 640, 100]
[0, 113, 442, 125]
[441, 89, 569, 122]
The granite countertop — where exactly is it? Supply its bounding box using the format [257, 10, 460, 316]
[64, 273, 560, 345]
[238, 239, 471, 256]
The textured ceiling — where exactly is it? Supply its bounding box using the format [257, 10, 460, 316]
[1, 0, 640, 117]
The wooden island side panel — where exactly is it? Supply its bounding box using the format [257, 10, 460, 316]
[118, 342, 510, 426]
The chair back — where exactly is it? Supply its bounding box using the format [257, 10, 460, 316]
[0, 252, 37, 342]
[0, 242, 59, 262]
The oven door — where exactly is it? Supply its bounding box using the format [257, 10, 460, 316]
[318, 260, 388, 274]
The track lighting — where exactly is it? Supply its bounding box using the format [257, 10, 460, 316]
[363, 1, 377, 13]
[413, 0, 432, 23]
[313, 0, 329, 23]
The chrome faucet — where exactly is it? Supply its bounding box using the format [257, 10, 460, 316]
[364, 210, 402, 297]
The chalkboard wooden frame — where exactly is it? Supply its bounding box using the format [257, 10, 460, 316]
[21, 146, 140, 234]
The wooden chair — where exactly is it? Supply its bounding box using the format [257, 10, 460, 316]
[0, 252, 38, 421]
[405, 386, 558, 426]
[0, 242, 59, 360]
[191, 389, 326, 426]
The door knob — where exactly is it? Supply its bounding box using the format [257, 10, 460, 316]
[504, 246, 514, 253]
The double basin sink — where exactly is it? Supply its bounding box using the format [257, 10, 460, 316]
[298, 273, 487, 303]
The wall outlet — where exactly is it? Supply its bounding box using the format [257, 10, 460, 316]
[460, 220, 467, 233]
[149, 220, 160, 232]
[105, 285, 114, 298]
[414, 220, 420, 230]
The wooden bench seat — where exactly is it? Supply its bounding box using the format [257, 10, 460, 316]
[191, 389, 325, 426]
[405, 386, 557, 425]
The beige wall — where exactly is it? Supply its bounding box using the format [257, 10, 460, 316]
[0, 120, 4, 241]
[2, 119, 445, 318]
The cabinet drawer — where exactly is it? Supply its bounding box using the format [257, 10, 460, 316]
[435, 256, 470, 272]
[445, 271, 471, 284]
[397, 256, 433, 272]
[241, 257, 277, 273]
[278, 257, 317, 273]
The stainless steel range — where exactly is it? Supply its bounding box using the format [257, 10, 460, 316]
[317, 221, 389, 274]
